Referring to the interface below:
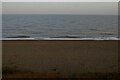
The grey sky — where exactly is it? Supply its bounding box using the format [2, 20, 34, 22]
[2, 2, 118, 15]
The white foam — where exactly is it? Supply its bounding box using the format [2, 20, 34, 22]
[43, 38, 93, 40]
[1, 38, 35, 40]
[0, 37, 119, 40]
[43, 37, 119, 40]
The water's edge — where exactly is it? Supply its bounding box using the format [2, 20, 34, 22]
[1, 37, 119, 40]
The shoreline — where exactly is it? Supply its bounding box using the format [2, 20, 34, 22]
[1, 40, 120, 41]
[1, 36, 119, 40]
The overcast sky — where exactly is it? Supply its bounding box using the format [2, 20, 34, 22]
[2, 0, 119, 2]
[2, 2, 118, 15]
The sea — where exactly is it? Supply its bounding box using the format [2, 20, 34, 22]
[2, 14, 119, 40]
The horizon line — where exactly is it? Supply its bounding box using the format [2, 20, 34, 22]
[1, 13, 118, 15]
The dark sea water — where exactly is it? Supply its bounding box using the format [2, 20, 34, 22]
[2, 15, 118, 40]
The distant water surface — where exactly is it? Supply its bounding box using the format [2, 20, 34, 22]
[2, 15, 118, 40]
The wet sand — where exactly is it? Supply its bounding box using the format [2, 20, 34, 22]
[2, 40, 118, 78]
